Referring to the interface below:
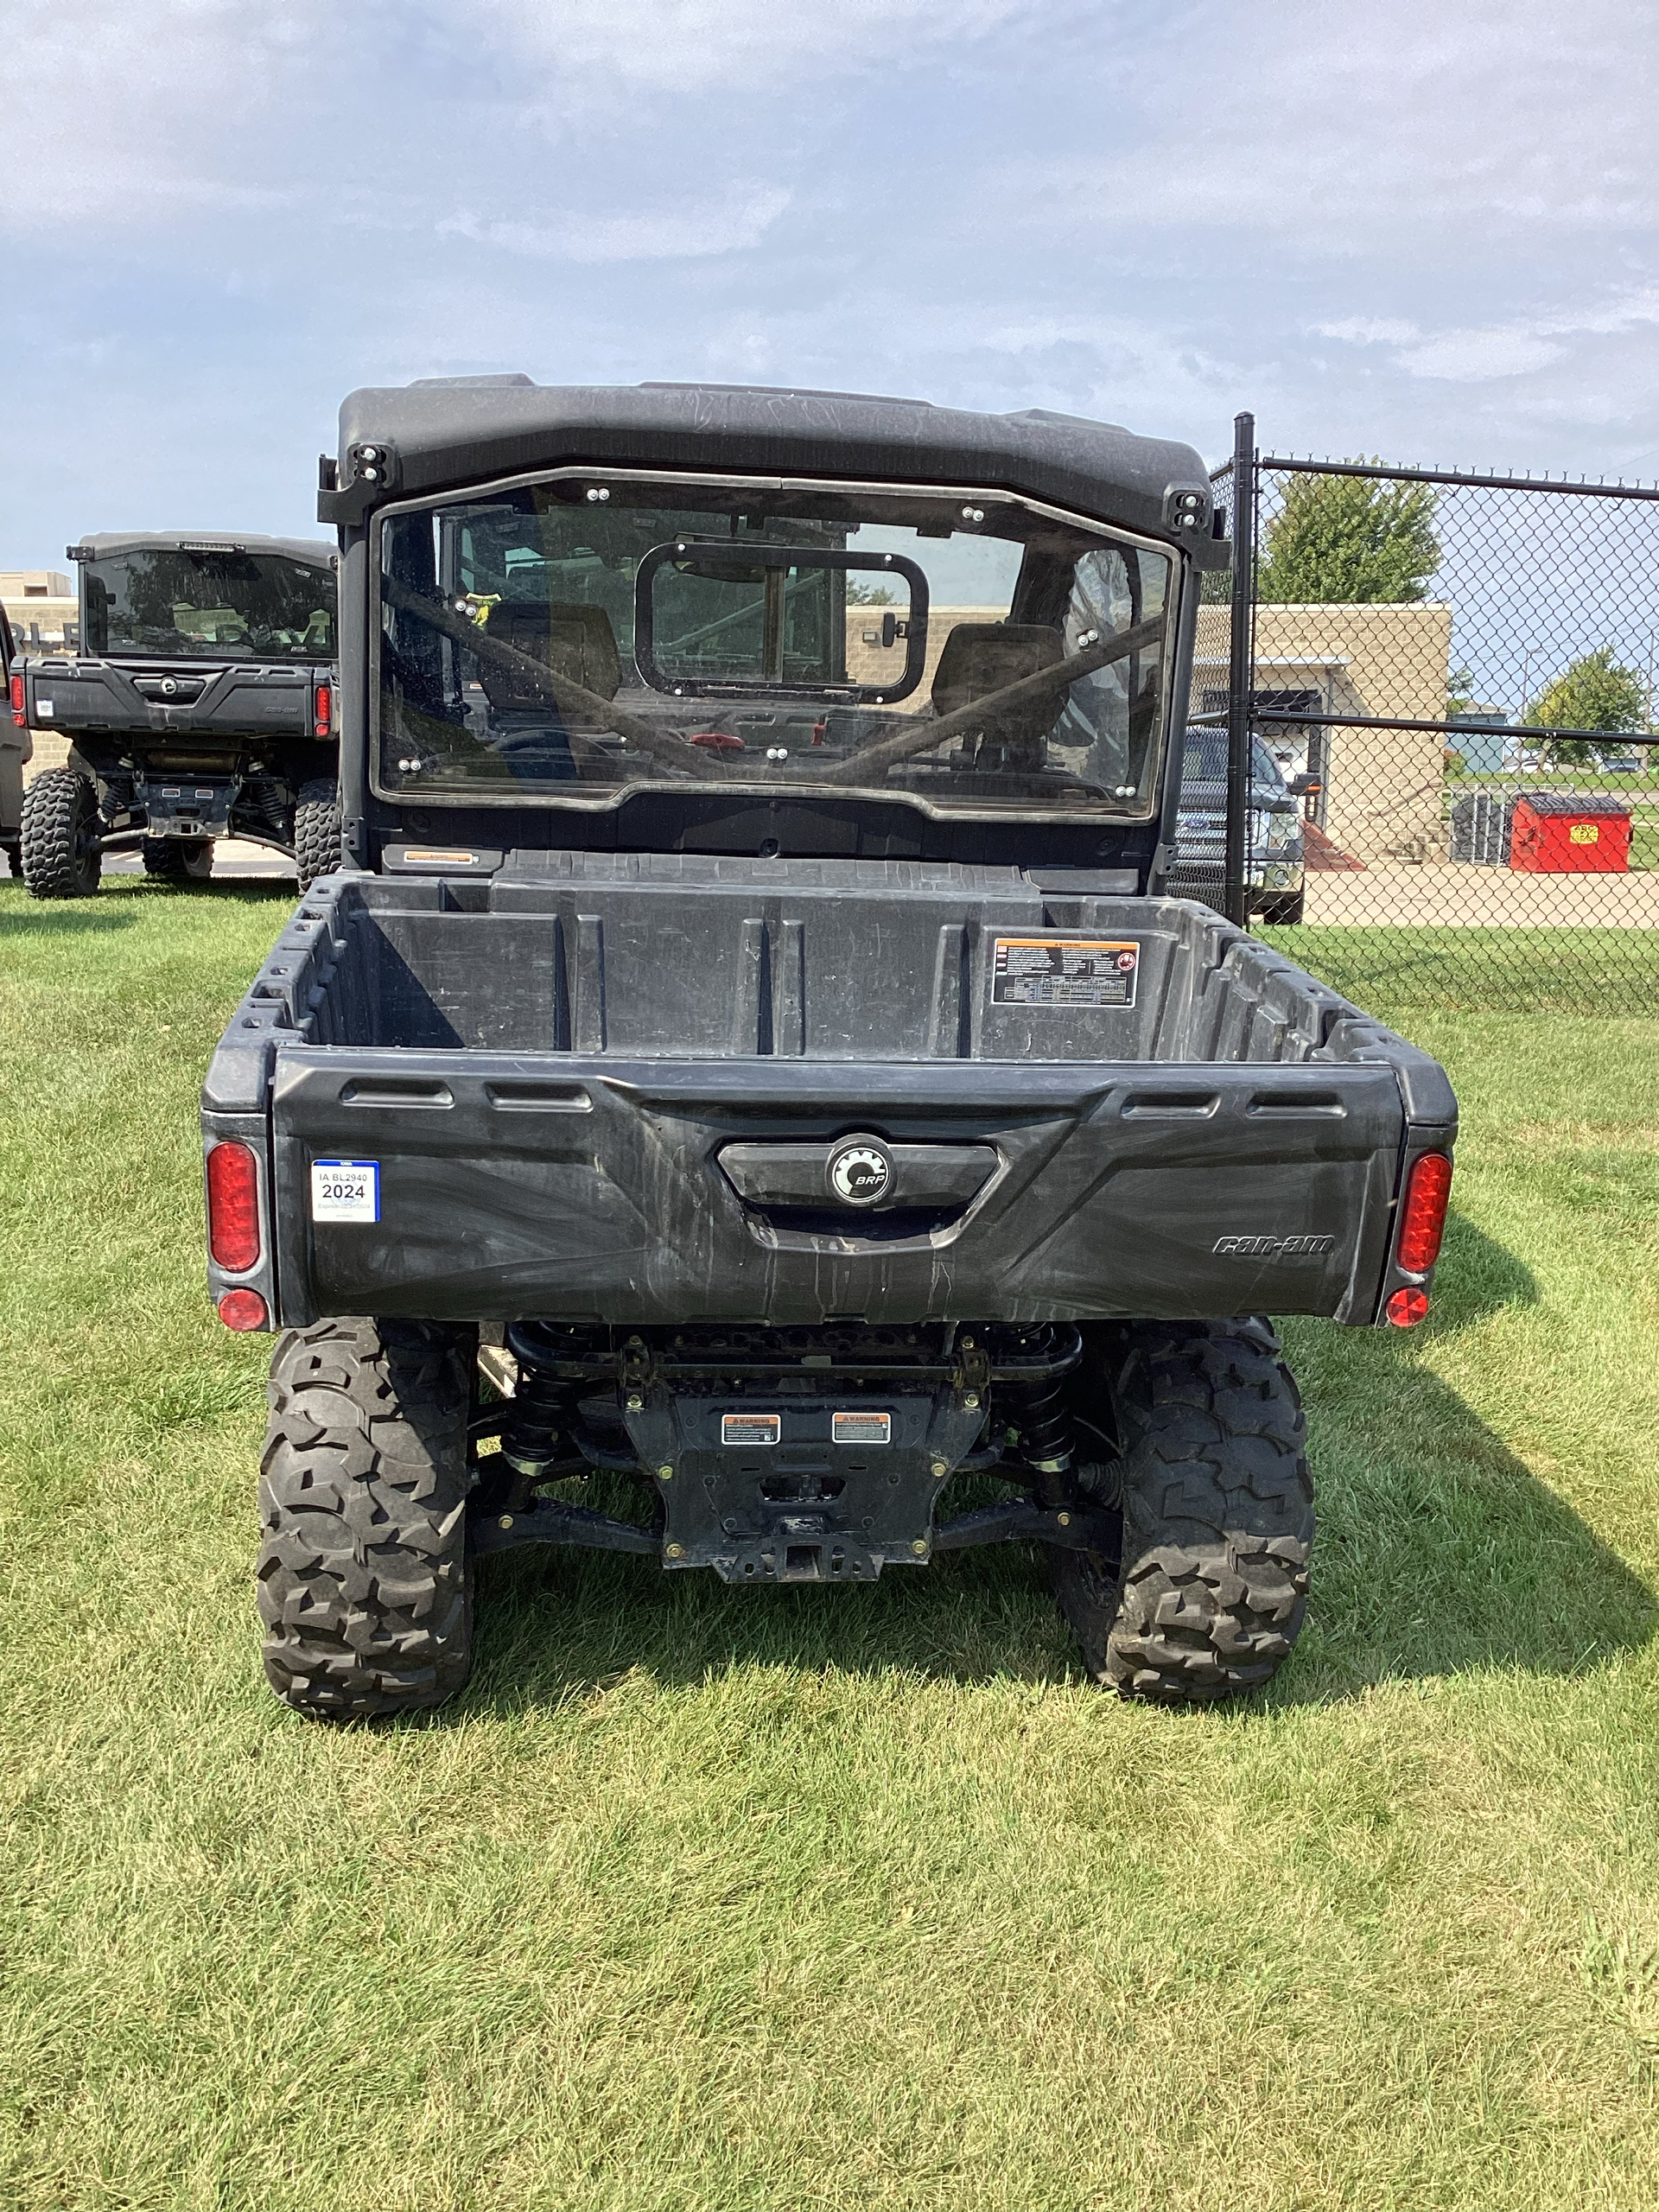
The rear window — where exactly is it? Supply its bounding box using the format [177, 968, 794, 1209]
[373, 474, 1178, 823]
[83, 549, 336, 661]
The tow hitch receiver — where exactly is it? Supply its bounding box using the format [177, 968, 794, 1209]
[626, 1386, 986, 1581]
[473, 1322, 1114, 1578]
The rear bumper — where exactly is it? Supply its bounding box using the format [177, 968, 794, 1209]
[22, 658, 325, 742]
[1166, 857, 1305, 898]
[252, 1047, 1412, 1330]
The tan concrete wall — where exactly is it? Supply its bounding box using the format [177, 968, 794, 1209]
[1195, 601, 1452, 860]
[844, 605, 1010, 705]
[3, 571, 79, 652]
[22, 734, 71, 782]
[1, 569, 73, 599]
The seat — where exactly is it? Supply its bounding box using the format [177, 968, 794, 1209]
[475, 601, 622, 712]
[930, 622, 1064, 773]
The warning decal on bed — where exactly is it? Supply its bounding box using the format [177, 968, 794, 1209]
[990, 938, 1141, 1008]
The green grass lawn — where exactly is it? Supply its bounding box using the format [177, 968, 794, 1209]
[1259, 921, 1659, 1015]
[3, 877, 1658, 2211]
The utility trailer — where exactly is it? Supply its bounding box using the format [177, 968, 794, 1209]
[203, 378, 1456, 1716]
[16, 532, 340, 896]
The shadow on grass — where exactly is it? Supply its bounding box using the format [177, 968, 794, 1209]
[0, 900, 138, 937]
[454, 1211, 1655, 1719]
[99, 876, 298, 907]
[0, 878, 296, 932]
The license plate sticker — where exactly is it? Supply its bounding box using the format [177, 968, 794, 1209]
[310, 1159, 379, 1223]
[721, 1413, 781, 1446]
[832, 1411, 892, 1445]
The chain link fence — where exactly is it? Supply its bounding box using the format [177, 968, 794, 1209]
[1203, 418, 1659, 1014]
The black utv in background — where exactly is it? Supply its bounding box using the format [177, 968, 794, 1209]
[203, 378, 1457, 1719]
[1, 603, 22, 874]
[16, 532, 340, 896]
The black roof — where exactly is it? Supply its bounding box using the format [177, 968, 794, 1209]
[72, 531, 336, 567]
[332, 378, 1220, 550]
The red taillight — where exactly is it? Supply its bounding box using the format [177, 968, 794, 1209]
[207, 1141, 261, 1271]
[10, 673, 24, 728]
[1386, 1287, 1430, 1328]
[1395, 1151, 1452, 1275]
[313, 681, 332, 739]
[217, 1287, 269, 1332]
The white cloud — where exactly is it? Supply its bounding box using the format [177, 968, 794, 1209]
[982, 0, 1659, 260]
[0, 0, 1049, 232]
[437, 189, 791, 265]
[479, 0, 1044, 99]
[1317, 289, 1659, 384]
[1318, 320, 1422, 347]
[1395, 330, 1565, 382]
[0, 0, 334, 226]
[4, 0, 1659, 558]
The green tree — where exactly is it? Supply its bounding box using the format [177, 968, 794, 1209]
[1523, 646, 1647, 765]
[845, 580, 894, 606]
[1256, 467, 1440, 603]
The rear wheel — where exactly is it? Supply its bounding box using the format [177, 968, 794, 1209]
[20, 768, 102, 899]
[1048, 1319, 1313, 1703]
[258, 1318, 475, 1719]
[141, 836, 215, 880]
[293, 778, 341, 893]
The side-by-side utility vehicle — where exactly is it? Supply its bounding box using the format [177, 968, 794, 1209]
[16, 532, 340, 895]
[201, 378, 1456, 1718]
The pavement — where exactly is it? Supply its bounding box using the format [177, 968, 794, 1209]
[104, 839, 297, 880]
[1304, 861, 1659, 928]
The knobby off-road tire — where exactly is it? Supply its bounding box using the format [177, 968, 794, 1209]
[1049, 1319, 1313, 1704]
[20, 767, 102, 898]
[258, 1319, 475, 1719]
[141, 835, 215, 880]
[293, 778, 341, 893]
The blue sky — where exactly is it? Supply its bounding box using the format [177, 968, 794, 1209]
[5, 0, 1656, 569]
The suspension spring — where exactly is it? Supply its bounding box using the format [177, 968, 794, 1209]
[1007, 1325, 1084, 1500]
[498, 1358, 568, 1480]
[1014, 1375, 1076, 1478]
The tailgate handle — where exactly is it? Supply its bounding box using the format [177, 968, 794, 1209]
[337, 1077, 453, 1107]
[485, 1082, 593, 1112]
[1121, 1090, 1219, 1118]
[1246, 1089, 1344, 1117]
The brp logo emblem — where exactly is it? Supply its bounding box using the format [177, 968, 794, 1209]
[161, 678, 178, 697]
[827, 1138, 893, 1208]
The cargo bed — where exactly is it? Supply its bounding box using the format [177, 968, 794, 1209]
[203, 855, 1455, 1332]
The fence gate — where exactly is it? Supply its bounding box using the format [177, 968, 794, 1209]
[1205, 414, 1659, 1014]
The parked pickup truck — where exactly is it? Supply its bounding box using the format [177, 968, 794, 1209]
[202, 378, 1456, 1719]
[16, 531, 340, 895]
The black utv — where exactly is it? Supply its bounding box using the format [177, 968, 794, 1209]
[1, 602, 22, 874]
[16, 532, 340, 896]
[202, 378, 1457, 1718]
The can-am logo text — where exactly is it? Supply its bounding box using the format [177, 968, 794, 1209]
[1212, 1234, 1336, 1257]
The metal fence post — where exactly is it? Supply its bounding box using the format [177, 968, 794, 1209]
[1224, 411, 1257, 929]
